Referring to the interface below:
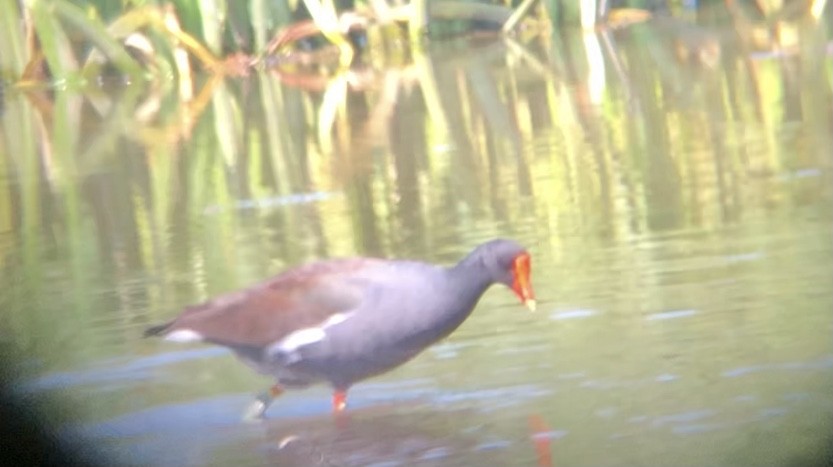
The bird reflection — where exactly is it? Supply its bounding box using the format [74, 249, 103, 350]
[225, 407, 559, 467]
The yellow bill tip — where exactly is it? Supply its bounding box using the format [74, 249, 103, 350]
[525, 298, 537, 312]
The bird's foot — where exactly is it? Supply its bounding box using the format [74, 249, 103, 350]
[241, 399, 268, 423]
[241, 384, 284, 422]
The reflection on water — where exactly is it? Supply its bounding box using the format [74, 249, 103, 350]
[2, 8, 833, 467]
[73, 402, 545, 466]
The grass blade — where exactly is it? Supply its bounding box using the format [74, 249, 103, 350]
[0, 0, 28, 78]
[51, 0, 145, 79]
[29, 0, 78, 82]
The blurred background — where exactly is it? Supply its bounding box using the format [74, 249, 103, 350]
[1, 0, 832, 465]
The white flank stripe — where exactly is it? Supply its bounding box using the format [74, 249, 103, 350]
[322, 313, 351, 327]
[273, 328, 326, 354]
[266, 313, 352, 362]
[165, 329, 204, 343]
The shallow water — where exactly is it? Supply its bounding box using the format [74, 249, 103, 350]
[2, 11, 833, 467]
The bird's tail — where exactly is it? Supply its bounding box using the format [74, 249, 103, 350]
[143, 321, 173, 338]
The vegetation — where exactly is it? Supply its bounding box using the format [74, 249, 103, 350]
[0, 0, 828, 87]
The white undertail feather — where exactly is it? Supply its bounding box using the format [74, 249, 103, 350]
[164, 329, 205, 343]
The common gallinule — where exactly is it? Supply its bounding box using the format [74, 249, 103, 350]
[145, 239, 535, 419]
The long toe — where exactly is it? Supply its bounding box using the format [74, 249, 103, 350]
[241, 399, 268, 422]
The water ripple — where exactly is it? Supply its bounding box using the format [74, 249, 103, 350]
[651, 409, 716, 427]
[645, 309, 698, 321]
[549, 309, 599, 321]
[721, 354, 833, 378]
[204, 191, 338, 214]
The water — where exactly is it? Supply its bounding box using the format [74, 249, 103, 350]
[2, 12, 832, 467]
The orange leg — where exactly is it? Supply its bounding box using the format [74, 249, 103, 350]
[269, 384, 284, 398]
[332, 389, 348, 413]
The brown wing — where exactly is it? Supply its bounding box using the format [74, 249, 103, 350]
[149, 258, 375, 348]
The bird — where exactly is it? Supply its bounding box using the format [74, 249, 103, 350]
[144, 239, 536, 420]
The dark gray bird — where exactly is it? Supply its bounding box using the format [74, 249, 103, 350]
[145, 239, 536, 419]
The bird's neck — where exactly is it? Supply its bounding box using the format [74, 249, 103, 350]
[398, 255, 495, 350]
[445, 252, 494, 316]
